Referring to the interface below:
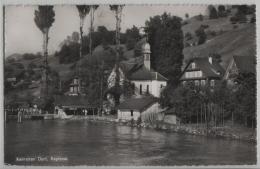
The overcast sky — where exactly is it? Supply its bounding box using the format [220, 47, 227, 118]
[5, 5, 207, 56]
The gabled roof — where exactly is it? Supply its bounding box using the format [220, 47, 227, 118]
[118, 96, 158, 112]
[181, 57, 225, 80]
[233, 55, 256, 74]
[129, 65, 168, 81]
[54, 95, 97, 108]
[119, 56, 168, 82]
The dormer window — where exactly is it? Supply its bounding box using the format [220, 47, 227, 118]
[191, 62, 195, 69]
[210, 80, 215, 87]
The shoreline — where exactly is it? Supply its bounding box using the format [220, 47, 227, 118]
[69, 115, 257, 143]
[7, 115, 256, 143]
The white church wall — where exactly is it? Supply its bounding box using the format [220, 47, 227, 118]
[131, 80, 153, 95]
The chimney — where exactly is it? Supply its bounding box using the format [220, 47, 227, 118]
[208, 56, 213, 64]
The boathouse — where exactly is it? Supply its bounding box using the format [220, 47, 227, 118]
[54, 95, 98, 116]
[117, 96, 164, 122]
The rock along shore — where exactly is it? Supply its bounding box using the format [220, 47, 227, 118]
[68, 115, 257, 143]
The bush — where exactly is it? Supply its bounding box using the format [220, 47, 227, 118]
[230, 16, 239, 24]
[182, 21, 189, 25]
[195, 14, 204, 21]
[201, 24, 209, 29]
[250, 16, 256, 23]
[195, 26, 207, 45]
[218, 5, 227, 17]
[185, 32, 193, 40]
[207, 30, 217, 37]
[208, 5, 218, 19]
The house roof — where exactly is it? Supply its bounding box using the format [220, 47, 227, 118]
[129, 65, 168, 81]
[161, 107, 177, 115]
[181, 57, 225, 80]
[233, 55, 256, 74]
[54, 95, 97, 108]
[119, 57, 168, 81]
[118, 96, 158, 112]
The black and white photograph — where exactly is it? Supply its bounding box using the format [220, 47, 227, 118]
[2, 1, 257, 167]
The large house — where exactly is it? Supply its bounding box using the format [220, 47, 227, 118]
[180, 56, 225, 88]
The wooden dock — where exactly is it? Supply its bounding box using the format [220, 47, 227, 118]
[31, 114, 56, 120]
[7, 114, 56, 121]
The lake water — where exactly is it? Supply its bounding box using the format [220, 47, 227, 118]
[4, 120, 256, 166]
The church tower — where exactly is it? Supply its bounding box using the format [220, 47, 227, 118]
[142, 42, 151, 70]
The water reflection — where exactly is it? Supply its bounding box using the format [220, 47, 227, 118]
[5, 120, 256, 166]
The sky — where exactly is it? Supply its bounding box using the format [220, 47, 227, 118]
[5, 5, 207, 56]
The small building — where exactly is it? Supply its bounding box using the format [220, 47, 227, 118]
[180, 56, 225, 88]
[65, 76, 86, 96]
[54, 95, 98, 116]
[117, 97, 163, 122]
[224, 55, 256, 85]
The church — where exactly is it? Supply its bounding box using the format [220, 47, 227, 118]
[107, 40, 167, 99]
[107, 40, 168, 121]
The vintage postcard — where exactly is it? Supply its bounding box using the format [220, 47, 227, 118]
[1, 0, 258, 168]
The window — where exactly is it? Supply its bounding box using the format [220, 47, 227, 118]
[140, 84, 142, 95]
[147, 85, 149, 94]
[130, 110, 133, 117]
[210, 80, 215, 87]
[160, 84, 163, 88]
[198, 71, 202, 77]
[195, 80, 200, 86]
[201, 80, 206, 86]
[191, 62, 195, 69]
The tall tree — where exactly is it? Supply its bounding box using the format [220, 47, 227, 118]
[218, 5, 226, 17]
[195, 26, 207, 45]
[145, 13, 184, 84]
[76, 5, 90, 59]
[89, 5, 99, 57]
[208, 5, 218, 19]
[34, 6, 55, 98]
[109, 5, 124, 106]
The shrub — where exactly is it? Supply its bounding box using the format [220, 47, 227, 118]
[195, 27, 207, 45]
[201, 24, 209, 29]
[185, 32, 193, 40]
[230, 16, 239, 24]
[208, 30, 217, 37]
[250, 16, 256, 23]
[182, 21, 189, 25]
[208, 5, 218, 19]
[195, 14, 204, 21]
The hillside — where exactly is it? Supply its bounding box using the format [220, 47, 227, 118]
[182, 15, 256, 68]
[4, 14, 256, 104]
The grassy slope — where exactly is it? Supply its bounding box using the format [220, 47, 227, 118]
[182, 16, 256, 68]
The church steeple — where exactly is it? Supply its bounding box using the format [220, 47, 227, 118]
[142, 40, 151, 70]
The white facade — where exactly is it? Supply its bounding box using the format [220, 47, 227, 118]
[184, 70, 203, 78]
[117, 102, 161, 121]
[131, 80, 166, 98]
